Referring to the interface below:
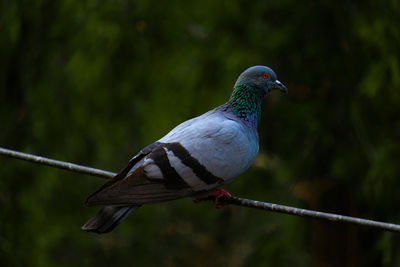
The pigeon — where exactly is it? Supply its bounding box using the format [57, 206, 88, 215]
[82, 66, 287, 233]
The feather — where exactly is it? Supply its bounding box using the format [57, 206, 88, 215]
[82, 206, 140, 233]
[85, 166, 193, 206]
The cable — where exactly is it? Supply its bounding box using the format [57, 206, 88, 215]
[1, 146, 399, 233]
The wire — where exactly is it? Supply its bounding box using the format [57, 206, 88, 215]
[1, 146, 399, 233]
[0, 147, 114, 178]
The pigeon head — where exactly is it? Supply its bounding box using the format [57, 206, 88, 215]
[224, 66, 287, 129]
[234, 66, 287, 96]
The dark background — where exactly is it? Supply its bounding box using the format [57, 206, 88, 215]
[1, 0, 399, 266]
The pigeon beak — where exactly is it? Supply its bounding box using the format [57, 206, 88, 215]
[272, 80, 288, 94]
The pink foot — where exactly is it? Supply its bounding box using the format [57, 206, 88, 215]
[194, 189, 232, 209]
[209, 189, 232, 209]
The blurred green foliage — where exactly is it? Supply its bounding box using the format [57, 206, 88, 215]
[1, 0, 400, 266]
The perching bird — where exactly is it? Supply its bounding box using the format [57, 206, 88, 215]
[82, 66, 287, 233]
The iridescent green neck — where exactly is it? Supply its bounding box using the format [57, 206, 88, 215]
[226, 84, 263, 128]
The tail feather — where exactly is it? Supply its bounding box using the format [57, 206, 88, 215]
[82, 205, 140, 234]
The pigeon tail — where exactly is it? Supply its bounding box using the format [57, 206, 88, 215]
[82, 205, 140, 234]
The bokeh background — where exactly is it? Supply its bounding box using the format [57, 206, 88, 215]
[1, 0, 400, 266]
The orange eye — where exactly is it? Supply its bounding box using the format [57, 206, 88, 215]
[262, 72, 269, 79]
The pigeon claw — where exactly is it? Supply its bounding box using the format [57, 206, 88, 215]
[209, 189, 232, 209]
[193, 189, 232, 208]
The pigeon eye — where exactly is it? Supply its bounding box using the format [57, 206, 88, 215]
[262, 72, 269, 79]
